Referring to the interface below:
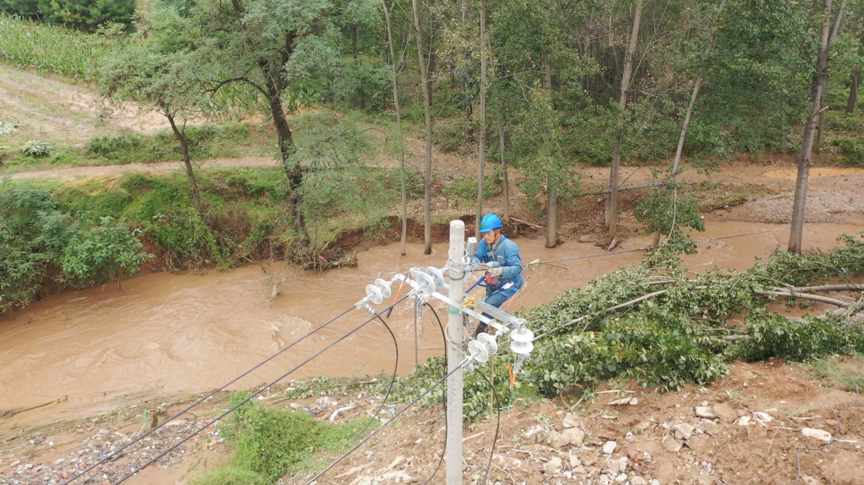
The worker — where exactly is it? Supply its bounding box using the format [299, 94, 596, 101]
[471, 213, 523, 338]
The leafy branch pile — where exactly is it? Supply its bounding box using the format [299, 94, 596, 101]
[383, 234, 864, 420]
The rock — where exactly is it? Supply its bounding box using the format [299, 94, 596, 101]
[563, 413, 580, 429]
[545, 457, 563, 474]
[736, 415, 751, 426]
[615, 473, 628, 483]
[694, 407, 716, 419]
[562, 427, 585, 445]
[579, 235, 594, 243]
[802, 428, 832, 443]
[602, 441, 617, 454]
[53, 458, 65, 465]
[801, 475, 822, 485]
[625, 431, 637, 443]
[573, 466, 587, 475]
[697, 476, 715, 485]
[712, 402, 737, 422]
[662, 436, 682, 453]
[650, 480, 661, 485]
[9, 459, 20, 467]
[631, 477, 648, 485]
[673, 423, 695, 440]
[629, 398, 639, 405]
[582, 455, 597, 466]
[547, 431, 571, 449]
[616, 456, 629, 473]
[569, 454, 581, 468]
[98, 428, 110, 436]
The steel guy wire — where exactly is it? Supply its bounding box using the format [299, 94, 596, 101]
[305, 355, 473, 485]
[62, 304, 358, 485]
[110, 295, 412, 485]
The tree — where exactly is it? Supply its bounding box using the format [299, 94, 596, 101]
[789, 0, 847, 254]
[190, 0, 372, 245]
[475, 0, 488, 239]
[410, 0, 434, 254]
[61, 217, 147, 288]
[100, 10, 210, 212]
[382, 0, 408, 256]
[606, 0, 643, 243]
[512, 89, 580, 248]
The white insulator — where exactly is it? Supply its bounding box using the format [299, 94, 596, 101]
[477, 333, 498, 355]
[414, 272, 435, 296]
[365, 284, 383, 305]
[509, 325, 534, 356]
[468, 340, 489, 363]
[375, 278, 392, 298]
[425, 266, 445, 288]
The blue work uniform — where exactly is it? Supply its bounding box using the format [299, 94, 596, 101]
[471, 235, 523, 310]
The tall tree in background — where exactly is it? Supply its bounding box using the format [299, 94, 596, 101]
[606, 0, 643, 243]
[99, 10, 208, 212]
[475, 0, 488, 238]
[411, 0, 434, 255]
[789, 0, 847, 254]
[382, 0, 408, 256]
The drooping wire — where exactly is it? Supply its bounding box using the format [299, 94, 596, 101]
[305, 356, 473, 485]
[110, 296, 412, 485]
[420, 303, 448, 485]
[62, 304, 357, 485]
[347, 314, 399, 444]
[475, 367, 501, 485]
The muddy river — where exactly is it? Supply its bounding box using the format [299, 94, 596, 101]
[1, 221, 862, 422]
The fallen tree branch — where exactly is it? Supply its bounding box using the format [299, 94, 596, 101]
[580, 181, 666, 196]
[509, 217, 545, 230]
[790, 284, 864, 293]
[756, 290, 850, 307]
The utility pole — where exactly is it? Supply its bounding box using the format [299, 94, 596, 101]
[446, 220, 465, 484]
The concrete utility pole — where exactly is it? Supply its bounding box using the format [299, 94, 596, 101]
[446, 220, 465, 484]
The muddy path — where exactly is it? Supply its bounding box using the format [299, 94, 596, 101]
[7, 156, 278, 180]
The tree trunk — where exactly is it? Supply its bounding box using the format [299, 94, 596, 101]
[166, 112, 201, 214]
[652, 0, 726, 247]
[411, 0, 433, 255]
[475, 0, 487, 239]
[606, 0, 643, 241]
[500, 124, 509, 224]
[546, 183, 557, 248]
[847, 70, 860, 114]
[817, 99, 826, 146]
[789, 0, 846, 254]
[383, 0, 407, 256]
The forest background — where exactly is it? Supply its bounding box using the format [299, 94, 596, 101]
[1, 0, 863, 315]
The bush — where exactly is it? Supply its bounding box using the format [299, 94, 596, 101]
[732, 311, 864, 362]
[443, 173, 501, 203]
[0, 0, 134, 30]
[20, 140, 54, 157]
[60, 216, 147, 286]
[830, 136, 864, 166]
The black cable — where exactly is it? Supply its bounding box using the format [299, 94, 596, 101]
[475, 368, 501, 485]
[305, 356, 473, 485]
[347, 314, 399, 444]
[111, 296, 411, 485]
[420, 303, 448, 485]
[62, 305, 357, 485]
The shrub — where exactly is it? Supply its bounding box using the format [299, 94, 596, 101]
[20, 140, 54, 157]
[60, 216, 147, 286]
[731, 311, 864, 362]
[830, 136, 864, 166]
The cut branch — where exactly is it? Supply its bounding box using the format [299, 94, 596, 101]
[756, 290, 851, 308]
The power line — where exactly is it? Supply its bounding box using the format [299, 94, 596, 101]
[62, 304, 357, 485]
[111, 296, 411, 485]
[305, 356, 473, 485]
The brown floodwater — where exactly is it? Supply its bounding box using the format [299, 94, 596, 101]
[1, 221, 862, 422]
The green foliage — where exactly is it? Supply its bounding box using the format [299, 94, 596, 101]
[60, 216, 146, 286]
[634, 182, 705, 267]
[20, 140, 54, 157]
[830, 136, 864, 167]
[86, 124, 250, 163]
[214, 394, 357, 484]
[0, 121, 15, 135]
[0, 0, 134, 30]
[732, 311, 864, 362]
[443, 171, 501, 203]
[0, 14, 124, 79]
[0, 184, 72, 314]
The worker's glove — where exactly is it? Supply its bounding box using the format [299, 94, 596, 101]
[488, 266, 503, 277]
[486, 261, 500, 269]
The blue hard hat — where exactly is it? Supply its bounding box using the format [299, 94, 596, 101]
[479, 214, 503, 234]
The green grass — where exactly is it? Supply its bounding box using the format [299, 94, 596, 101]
[803, 355, 864, 392]
[193, 395, 366, 485]
[0, 14, 123, 80]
